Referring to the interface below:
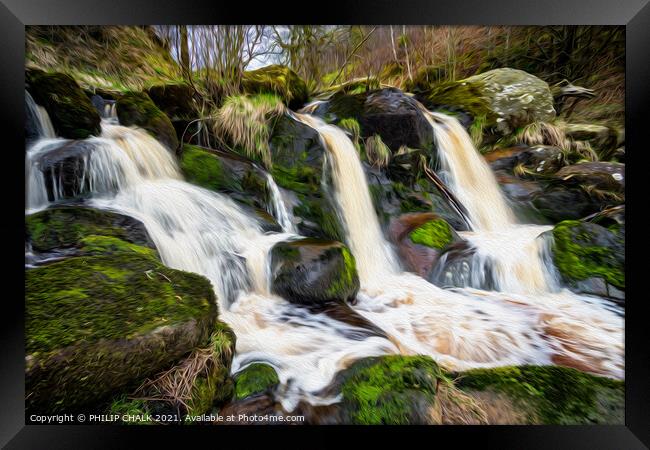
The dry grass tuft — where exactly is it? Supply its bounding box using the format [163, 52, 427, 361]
[364, 134, 392, 168]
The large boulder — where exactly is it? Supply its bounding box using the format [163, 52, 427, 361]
[456, 365, 624, 424]
[270, 238, 360, 306]
[417, 68, 556, 134]
[25, 242, 218, 413]
[325, 88, 435, 152]
[555, 162, 625, 194]
[26, 70, 101, 139]
[147, 83, 197, 120]
[116, 91, 179, 153]
[563, 123, 620, 160]
[546, 220, 624, 296]
[242, 65, 309, 109]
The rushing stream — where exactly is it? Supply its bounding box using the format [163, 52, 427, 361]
[25, 98, 624, 411]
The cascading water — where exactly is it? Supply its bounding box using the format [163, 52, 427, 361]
[295, 112, 623, 379]
[422, 110, 554, 294]
[25, 105, 624, 413]
[26, 90, 56, 140]
[265, 173, 295, 233]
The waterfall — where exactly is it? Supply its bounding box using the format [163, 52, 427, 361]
[293, 113, 400, 285]
[295, 112, 623, 380]
[26, 91, 56, 140]
[265, 173, 295, 233]
[421, 110, 555, 294]
[103, 101, 119, 124]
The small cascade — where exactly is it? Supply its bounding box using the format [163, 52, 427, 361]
[25, 90, 56, 140]
[265, 173, 295, 233]
[102, 101, 119, 124]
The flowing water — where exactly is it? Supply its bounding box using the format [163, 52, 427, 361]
[265, 173, 295, 233]
[25, 108, 624, 411]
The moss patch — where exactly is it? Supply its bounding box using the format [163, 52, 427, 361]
[409, 218, 452, 250]
[116, 91, 178, 152]
[422, 81, 494, 123]
[456, 365, 624, 424]
[180, 145, 236, 192]
[340, 355, 447, 425]
[234, 363, 280, 400]
[552, 220, 625, 289]
[241, 65, 309, 109]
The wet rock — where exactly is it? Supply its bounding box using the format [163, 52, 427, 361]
[116, 91, 179, 153]
[242, 65, 309, 109]
[234, 363, 280, 400]
[33, 140, 95, 201]
[25, 243, 218, 413]
[270, 238, 360, 306]
[26, 70, 101, 139]
[555, 162, 625, 194]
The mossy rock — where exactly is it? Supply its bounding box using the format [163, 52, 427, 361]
[337, 355, 447, 425]
[146, 83, 197, 120]
[418, 68, 556, 134]
[408, 217, 454, 250]
[456, 365, 624, 424]
[26, 70, 101, 139]
[116, 91, 179, 153]
[26, 206, 155, 254]
[234, 363, 280, 400]
[270, 238, 359, 305]
[242, 65, 309, 109]
[25, 249, 218, 413]
[550, 220, 625, 290]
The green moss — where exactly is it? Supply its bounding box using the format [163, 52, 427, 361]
[325, 246, 358, 298]
[271, 164, 319, 195]
[408, 219, 452, 250]
[424, 81, 495, 123]
[338, 117, 361, 141]
[234, 363, 280, 400]
[26, 70, 101, 139]
[340, 355, 447, 425]
[79, 235, 157, 259]
[241, 65, 309, 109]
[116, 91, 178, 151]
[293, 196, 345, 242]
[456, 365, 624, 424]
[26, 206, 150, 253]
[26, 252, 215, 356]
[109, 396, 154, 425]
[180, 145, 237, 192]
[552, 220, 625, 289]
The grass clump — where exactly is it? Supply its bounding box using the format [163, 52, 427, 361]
[213, 94, 286, 168]
[338, 117, 361, 147]
[364, 134, 392, 168]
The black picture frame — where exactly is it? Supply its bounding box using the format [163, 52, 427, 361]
[2, 0, 647, 447]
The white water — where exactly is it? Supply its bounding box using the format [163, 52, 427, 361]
[265, 173, 295, 233]
[295, 112, 623, 379]
[26, 90, 56, 139]
[25, 110, 624, 413]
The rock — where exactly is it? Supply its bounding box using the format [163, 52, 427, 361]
[242, 65, 309, 109]
[25, 242, 218, 413]
[583, 205, 625, 228]
[532, 185, 605, 222]
[513, 145, 565, 176]
[116, 91, 179, 153]
[555, 162, 625, 194]
[146, 83, 197, 121]
[494, 171, 545, 202]
[326, 87, 435, 152]
[563, 123, 618, 160]
[270, 115, 345, 241]
[455, 365, 624, 424]
[547, 220, 624, 293]
[32, 140, 95, 201]
[334, 355, 447, 425]
[26, 205, 155, 254]
[418, 68, 556, 134]
[428, 241, 492, 289]
[270, 238, 360, 306]
[234, 363, 280, 400]
[389, 213, 458, 277]
[180, 144, 268, 210]
[26, 70, 101, 139]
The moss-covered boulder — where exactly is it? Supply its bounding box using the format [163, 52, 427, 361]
[234, 363, 280, 400]
[270, 238, 359, 305]
[26, 70, 101, 139]
[456, 365, 624, 424]
[336, 355, 447, 425]
[388, 213, 459, 278]
[180, 144, 268, 209]
[146, 83, 196, 120]
[548, 220, 624, 296]
[26, 206, 154, 254]
[242, 65, 309, 109]
[25, 246, 218, 413]
[417, 68, 556, 134]
[116, 91, 179, 153]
